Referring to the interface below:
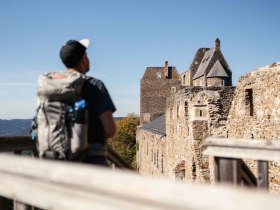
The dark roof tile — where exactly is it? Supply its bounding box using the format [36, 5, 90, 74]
[207, 60, 229, 78]
[193, 48, 214, 79]
[141, 115, 166, 136]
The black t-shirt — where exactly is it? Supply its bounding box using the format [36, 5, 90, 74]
[83, 76, 116, 145]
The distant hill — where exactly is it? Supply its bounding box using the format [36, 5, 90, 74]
[0, 117, 124, 136]
[0, 119, 32, 136]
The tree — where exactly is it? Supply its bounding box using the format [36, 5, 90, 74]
[107, 113, 139, 168]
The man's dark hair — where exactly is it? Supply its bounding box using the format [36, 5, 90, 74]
[60, 40, 86, 68]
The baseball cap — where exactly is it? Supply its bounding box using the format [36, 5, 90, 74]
[60, 38, 90, 68]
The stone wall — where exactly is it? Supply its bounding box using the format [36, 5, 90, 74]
[136, 128, 166, 177]
[227, 63, 280, 139]
[193, 76, 204, 86]
[193, 50, 232, 87]
[226, 62, 280, 193]
[181, 70, 191, 86]
[137, 86, 235, 183]
[206, 77, 232, 87]
[140, 65, 181, 125]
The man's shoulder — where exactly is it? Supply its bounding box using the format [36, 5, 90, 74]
[85, 76, 103, 87]
[84, 76, 106, 92]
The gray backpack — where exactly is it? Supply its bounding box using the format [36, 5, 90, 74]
[34, 71, 88, 160]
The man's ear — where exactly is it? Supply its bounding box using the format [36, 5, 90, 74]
[80, 55, 86, 66]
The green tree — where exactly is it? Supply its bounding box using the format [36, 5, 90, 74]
[107, 113, 139, 168]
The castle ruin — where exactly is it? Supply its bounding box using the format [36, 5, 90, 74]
[136, 39, 280, 192]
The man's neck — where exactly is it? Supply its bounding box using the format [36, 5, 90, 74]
[67, 68, 85, 74]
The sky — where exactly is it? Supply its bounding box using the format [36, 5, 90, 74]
[0, 0, 279, 119]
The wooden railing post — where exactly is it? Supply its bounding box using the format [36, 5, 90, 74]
[257, 160, 268, 189]
[0, 196, 9, 210]
[13, 201, 33, 210]
[215, 157, 241, 184]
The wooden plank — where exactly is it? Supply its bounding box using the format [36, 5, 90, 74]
[216, 158, 241, 184]
[107, 146, 134, 170]
[240, 161, 257, 187]
[13, 201, 32, 210]
[214, 157, 220, 181]
[0, 155, 280, 210]
[0, 196, 9, 210]
[203, 145, 280, 162]
[257, 161, 269, 189]
[0, 136, 133, 169]
[0, 136, 36, 152]
[204, 137, 280, 150]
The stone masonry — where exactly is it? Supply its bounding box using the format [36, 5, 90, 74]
[225, 62, 280, 193]
[138, 86, 235, 183]
[140, 61, 181, 125]
[137, 38, 280, 193]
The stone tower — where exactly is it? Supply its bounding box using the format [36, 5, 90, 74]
[140, 61, 181, 125]
[184, 38, 232, 87]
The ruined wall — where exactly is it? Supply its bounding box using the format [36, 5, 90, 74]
[140, 66, 181, 125]
[226, 62, 280, 193]
[137, 86, 235, 182]
[206, 77, 232, 87]
[181, 70, 191, 86]
[227, 63, 280, 139]
[193, 77, 204, 86]
[165, 88, 192, 181]
[190, 87, 235, 182]
[136, 128, 166, 177]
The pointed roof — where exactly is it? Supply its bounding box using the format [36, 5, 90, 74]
[193, 48, 214, 79]
[141, 115, 166, 136]
[207, 60, 229, 78]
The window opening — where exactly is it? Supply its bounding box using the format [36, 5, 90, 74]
[245, 89, 253, 116]
[156, 72, 161, 79]
[161, 154, 164, 173]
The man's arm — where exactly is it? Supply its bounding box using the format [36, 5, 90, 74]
[99, 110, 116, 138]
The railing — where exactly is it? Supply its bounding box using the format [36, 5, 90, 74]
[1, 154, 280, 210]
[0, 136, 134, 170]
[203, 137, 280, 189]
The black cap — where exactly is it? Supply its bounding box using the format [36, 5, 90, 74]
[60, 39, 90, 68]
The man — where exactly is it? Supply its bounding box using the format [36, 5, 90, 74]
[60, 39, 116, 166]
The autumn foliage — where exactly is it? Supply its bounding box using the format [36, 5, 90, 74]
[107, 114, 140, 168]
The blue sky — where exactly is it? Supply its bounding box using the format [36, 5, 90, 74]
[0, 0, 279, 119]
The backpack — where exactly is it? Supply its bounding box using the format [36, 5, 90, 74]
[32, 71, 89, 160]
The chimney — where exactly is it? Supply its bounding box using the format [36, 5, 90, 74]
[214, 38, 220, 51]
[164, 60, 169, 77]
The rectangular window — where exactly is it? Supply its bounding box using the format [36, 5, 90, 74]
[161, 155, 164, 173]
[192, 105, 208, 121]
[156, 151, 159, 168]
[245, 89, 253, 116]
